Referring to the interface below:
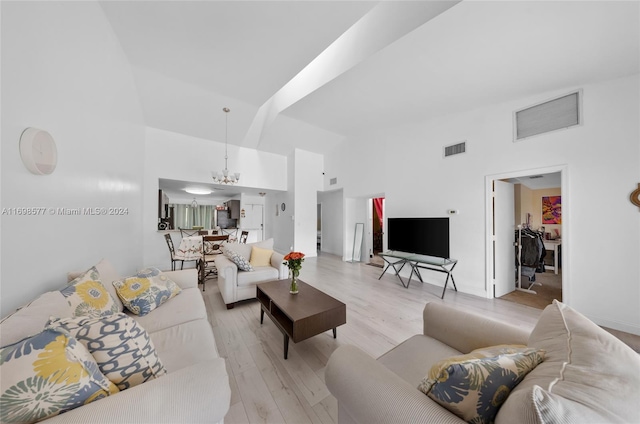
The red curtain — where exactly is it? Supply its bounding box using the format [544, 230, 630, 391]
[373, 198, 384, 229]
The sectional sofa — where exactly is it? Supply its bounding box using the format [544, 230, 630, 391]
[0, 259, 230, 423]
[326, 300, 640, 424]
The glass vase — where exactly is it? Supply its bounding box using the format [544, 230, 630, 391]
[289, 270, 299, 294]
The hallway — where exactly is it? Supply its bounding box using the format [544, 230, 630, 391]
[499, 270, 562, 310]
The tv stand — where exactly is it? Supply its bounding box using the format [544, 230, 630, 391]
[377, 251, 458, 298]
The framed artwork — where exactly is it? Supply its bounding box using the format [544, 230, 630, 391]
[542, 196, 562, 224]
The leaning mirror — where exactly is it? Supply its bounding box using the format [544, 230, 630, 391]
[352, 223, 364, 262]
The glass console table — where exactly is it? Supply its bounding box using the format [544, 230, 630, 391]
[377, 250, 458, 299]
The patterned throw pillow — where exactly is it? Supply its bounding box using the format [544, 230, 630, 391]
[112, 267, 181, 316]
[0, 329, 118, 423]
[418, 344, 530, 395]
[60, 267, 120, 318]
[224, 249, 254, 272]
[418, 346, 545, 424]
[47, 313, 166, 391]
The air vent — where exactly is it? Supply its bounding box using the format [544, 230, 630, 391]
[330, 177, 337, 185]
[529, 175, 544, 179]
[514, 90, 581, 141]
[444, 141, 466, 158]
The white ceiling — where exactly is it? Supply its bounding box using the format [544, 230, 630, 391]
[159, 178, 273, 205]
[505, 172, 561, 190]
[100, 1, 639, 157]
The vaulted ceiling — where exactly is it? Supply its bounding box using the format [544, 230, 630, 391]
[100, 1, 639, 157]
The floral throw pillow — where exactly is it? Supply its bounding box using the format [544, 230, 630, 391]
[224, 249, 254, 272]
[47, 313, 166, 390]
[112, 267, 181, 316]
[419, 346, 545, 424]
[60, 266, 119, 318]
[0, 329, 118, 423]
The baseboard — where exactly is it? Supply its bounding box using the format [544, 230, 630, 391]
[588, 314, 640, 337]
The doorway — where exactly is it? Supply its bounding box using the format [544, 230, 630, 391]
[486, 166, 568, 309]
[317, 203, 322, 251]
[369, 197, 385, 267]
[243, 204, 264, 242]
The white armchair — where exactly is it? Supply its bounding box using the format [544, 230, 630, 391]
[215, 238, 287, 309]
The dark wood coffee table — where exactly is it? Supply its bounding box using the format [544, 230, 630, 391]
[257, 279, 346, 359]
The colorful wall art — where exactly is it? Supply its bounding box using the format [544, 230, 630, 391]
[542, 196, 562, 224]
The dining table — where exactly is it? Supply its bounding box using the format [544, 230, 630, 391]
[174, 235, 228, 287]
[220, 228, 238, 242]
[174, 236, 203, 262]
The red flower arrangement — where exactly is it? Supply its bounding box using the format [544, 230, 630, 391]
[283, 251, 305, 278]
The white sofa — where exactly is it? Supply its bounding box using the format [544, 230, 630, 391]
[326, 301, 640, 424]
[0, 259, 231, 424]
[215, 238, 287, 309]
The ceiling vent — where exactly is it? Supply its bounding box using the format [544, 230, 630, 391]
[514, 90, 582, 141]
[330, 177, 337, 185]
[444, 141, 466, 158]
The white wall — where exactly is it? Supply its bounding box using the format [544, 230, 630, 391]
[292, 149, 324, 257]
[142, 127, 287, 270]
[268, 190, 294, 253]
[325, 74, 640, 335]
[317, 189, 344, 256]
[0, 1, 146, 314]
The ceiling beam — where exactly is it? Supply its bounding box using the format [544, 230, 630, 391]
[241, 0, 461, 150]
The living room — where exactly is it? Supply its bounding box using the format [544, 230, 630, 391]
[1, 1, 639, 423]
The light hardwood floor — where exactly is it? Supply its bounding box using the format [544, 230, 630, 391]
[202, 252, 545, 424]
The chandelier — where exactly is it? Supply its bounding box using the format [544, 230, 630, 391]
[212, 107, 240, 184]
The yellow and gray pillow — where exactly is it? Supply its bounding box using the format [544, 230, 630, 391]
[47, 313, 166, 391]
[60, 266, 120, 318]
[112, 267, 181, 316]
[0, 329, 118, 423]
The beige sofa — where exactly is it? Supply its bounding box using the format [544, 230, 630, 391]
[215, 238, 287, 309]
[326, 300, 640, 424]
[0, 259, 231, 424]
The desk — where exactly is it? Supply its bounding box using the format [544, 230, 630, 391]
[543, 240, 561, 275]
[378, 251, 458, 299]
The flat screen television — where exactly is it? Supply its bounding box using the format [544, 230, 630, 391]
[387, 217, 450, 258]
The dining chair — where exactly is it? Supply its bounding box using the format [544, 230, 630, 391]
[240, 230, 249, 244]
[164, 234, 184, 271]
[179, 228, 200, 238]
[198, 235, 229, 291]
[198, 230, 209, 235]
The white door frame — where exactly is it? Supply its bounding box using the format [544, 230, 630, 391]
[484, 164, 570, 303]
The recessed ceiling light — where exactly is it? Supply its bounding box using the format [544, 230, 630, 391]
[184, 187, 212, 195]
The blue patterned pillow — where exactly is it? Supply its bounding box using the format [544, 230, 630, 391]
[112, 267, 181, 316]
[224, 249, 254, 272]
[47, 313, 166, 391]
[0, 329, 118, 423]
[60, 266, 119, 318]
[421, 348, 545, 424]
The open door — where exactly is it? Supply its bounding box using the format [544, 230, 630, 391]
[493, 180, 516, 297]
[372, 198, 384, 257]
[243, 204, 264, 242]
